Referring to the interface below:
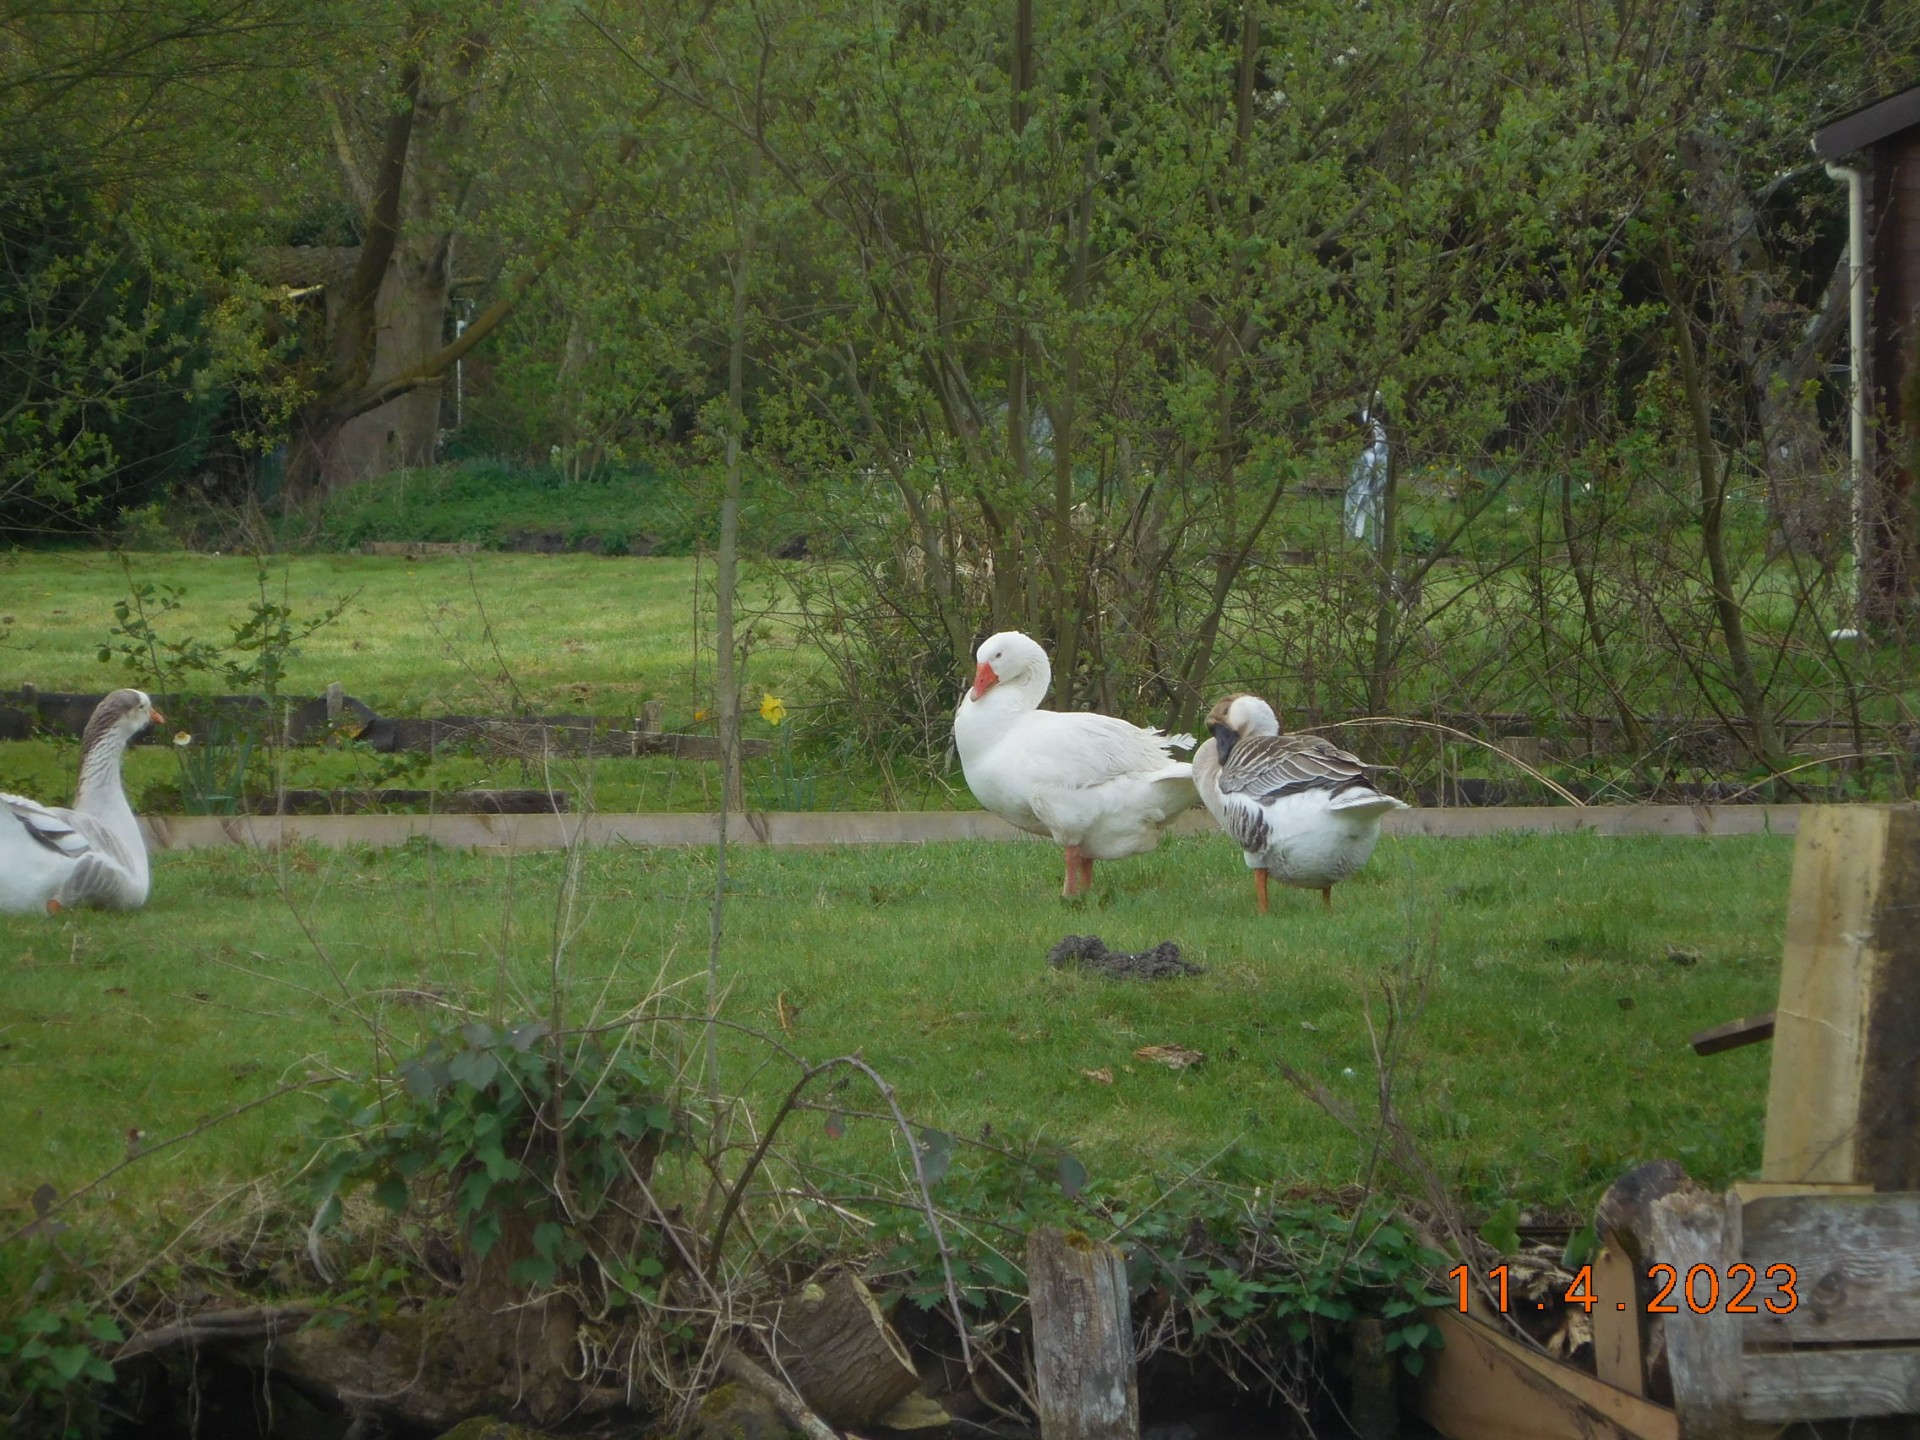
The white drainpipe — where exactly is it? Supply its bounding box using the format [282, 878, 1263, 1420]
[1824, 160, 1868, 627]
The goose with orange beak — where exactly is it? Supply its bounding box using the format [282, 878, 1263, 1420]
[2, 688, 164, 914]
[952, 631, 1196, 897]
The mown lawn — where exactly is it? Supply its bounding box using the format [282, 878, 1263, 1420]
[2, 550, 824, 719]
[0, 549, 897, 812]
[0, 827, 1792, 1236]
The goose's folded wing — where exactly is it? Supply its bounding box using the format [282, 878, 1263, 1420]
[4, 794, 92, 859]
[1215, 788, 1277, 855]
[58, 849, 141, 907]
[1021, 710, 1195, 789]
[1218, 735, 1373, 800]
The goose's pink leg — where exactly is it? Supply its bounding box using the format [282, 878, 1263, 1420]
[1062, 845, 1083, 897]
[1079, 853, 1095, 893]
[1255, 868, 1269, 914]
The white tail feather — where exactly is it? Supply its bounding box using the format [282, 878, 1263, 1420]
[1326, 789, 1409, 817]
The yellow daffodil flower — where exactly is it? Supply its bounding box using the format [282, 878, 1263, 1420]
[760, 693, 787, 726]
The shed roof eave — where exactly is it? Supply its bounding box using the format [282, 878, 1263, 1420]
[1814, 84, 1920, 161]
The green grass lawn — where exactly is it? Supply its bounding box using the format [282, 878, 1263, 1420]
[1, 550, 825, 718]
[0, 828, 1791, 1236]
[0, 549, 901, 811]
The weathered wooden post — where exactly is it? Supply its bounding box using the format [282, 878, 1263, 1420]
[1762, 804, 1920, 1190]
[1026, 1228, 1137, 1440]
[1649, 1190, 1742, 1440]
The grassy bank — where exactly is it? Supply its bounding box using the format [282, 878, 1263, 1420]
[1, 549, 818, 717]
[0, 549, 907, 810]
[1, 828, 1791, 1229]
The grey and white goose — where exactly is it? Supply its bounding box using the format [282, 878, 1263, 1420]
[2, 688, 163, 914]
[1192, 693, 1407, 912]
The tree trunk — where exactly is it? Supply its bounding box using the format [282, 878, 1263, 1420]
[324, 230, 450, 488]
[280, 38, 638, 501]
[1654, 242, 1783, 771]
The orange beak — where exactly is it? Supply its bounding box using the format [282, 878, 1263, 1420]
[150, 707, 166, 725]
[968, 661, 998, 701]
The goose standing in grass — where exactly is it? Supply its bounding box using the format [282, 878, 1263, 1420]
[1193, 693, 1407, 913]
[1, 688, 162, 915]
[953, 631, 1197, 897]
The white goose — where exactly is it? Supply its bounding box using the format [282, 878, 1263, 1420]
[2, 688, 163, 915]
[1193, 693, 1407, 912]
[953, 631, 1196, 897]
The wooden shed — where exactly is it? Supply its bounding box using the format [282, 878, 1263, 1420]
[1814, 85, 1920, 627]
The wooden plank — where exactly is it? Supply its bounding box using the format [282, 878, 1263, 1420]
[359, 715, 772, 760]
[271, 788, 570, 815]
[1382, 806, 1801, 838]
[1025, 1228, 1137, 1440]
[1728, 1182, 1872, 1203]
[1763, 806, 1920, 1189]
[1591, 1244, 1647, 1397]
[141, 810, 1040, 853]
[1418, 1309, 1678, 1440]
[1741, 1346, 1920, 1422]
[1650, 1189, 1742, 1440]
[132, 805, 1811, 853]
[1687, 1012, 1776, 1057]
[1738, 1192, 1920, 1344]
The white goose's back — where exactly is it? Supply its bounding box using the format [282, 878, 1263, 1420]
[2, 796, 86, 913]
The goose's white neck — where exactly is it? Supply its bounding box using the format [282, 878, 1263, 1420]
[73, 725, 136, 819]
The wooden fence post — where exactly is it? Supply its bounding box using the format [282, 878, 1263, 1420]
[1762, 805, 1920, 1190]
[1026, 1228, 1137, 1440]
[1650, 1190, 1742, 1439]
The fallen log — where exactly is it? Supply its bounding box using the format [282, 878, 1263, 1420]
[770, 1266, 919, 1428]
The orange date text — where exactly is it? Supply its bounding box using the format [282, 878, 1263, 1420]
[1447, 1262, 1798, 1315]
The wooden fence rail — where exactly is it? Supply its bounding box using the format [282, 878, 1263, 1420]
[0, 685, 768, 761]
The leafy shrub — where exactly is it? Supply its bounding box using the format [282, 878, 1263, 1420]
[863, 1131, 1450, 1382]
[0, 1242, 123, 1440]
[98, 562, 351, 813]
[313, 1019, 689, 1294]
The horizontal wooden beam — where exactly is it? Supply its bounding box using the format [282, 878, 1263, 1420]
[0, 688, 769, 760]
[1740, 1192, 1920, 1345]
[1418, 1308, 1678, 1440]
[134, 804, 1806, 853]
[1688, 1011, 1776, 1056]
[1742, 1346, 1920, 1422]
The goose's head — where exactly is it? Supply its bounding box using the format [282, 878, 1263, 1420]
[968, 631, 1051, 701]
[1203, 692, 1280, 765]
[83, 689, 164, 754]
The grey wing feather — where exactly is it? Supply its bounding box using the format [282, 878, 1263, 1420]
[59, 851, 132, 906]
[1219, 735, 1376, 801]
[1218, 790, 1272, 855]
[4, 794, 91, 859]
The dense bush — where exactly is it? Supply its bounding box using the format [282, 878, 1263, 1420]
[0, 160, 229, 542]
